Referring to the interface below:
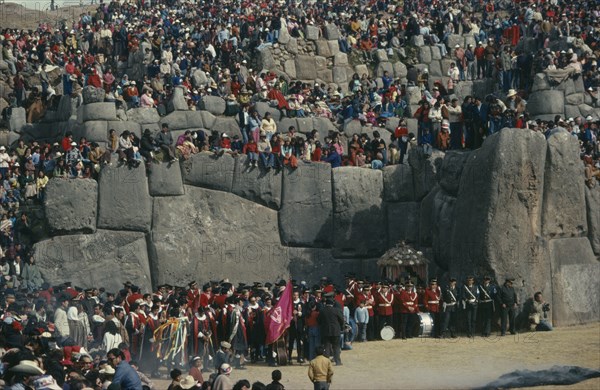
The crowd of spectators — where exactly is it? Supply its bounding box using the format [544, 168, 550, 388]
[0, 0, 599, 174]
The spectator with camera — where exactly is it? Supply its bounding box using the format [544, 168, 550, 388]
[529, 292, 553, 332]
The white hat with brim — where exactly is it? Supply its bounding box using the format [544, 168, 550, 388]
[506, 89, 517, 97]
[10, 360, 45, 376]
[99, 365, 115, 375]
[180, 375, 198, 389]
[33, 374, 62, 390]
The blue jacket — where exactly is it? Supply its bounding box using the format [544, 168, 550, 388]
[113, 361, 143, 390]
[323, 151, 342, 168]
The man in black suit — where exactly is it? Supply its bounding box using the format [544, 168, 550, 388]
[317, 297, 344, 366]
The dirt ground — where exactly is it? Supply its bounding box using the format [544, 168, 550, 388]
[153, 323, 600, 390]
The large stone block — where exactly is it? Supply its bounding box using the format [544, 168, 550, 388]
[557, 78, 576, 96]
[531, 73, 551, 92]
[148, 161, 185, 196]
[332, 66, 347, 85]
[375, 49, 388, 63]
[254, 102, 281, 122]
[316, 69, 333, 84]
[97, 164, 152, 232]
[332, 167, 386, 257]
[150, 187, 290, 286]
[547, 238, 600, 326]
[9, 107, 26, 133]
[542, 130, 586, 238]
[305, 25, 320, 41]
[410, 35, 424, 47]
[33, 230, 152, 293]
[393, 61, 408, 79]
[447, 34, 464, 50]
[286, 38, 298, 54]
[375, 62, 394, 78]
[323, 23, 340, 40]
[327, 40, 340, 57]
[432, 190, 456, 270]
[382, 164, 415, 202]
[82, 86, 106, 104]
[295, 55, 317, 80]
[160, 111, 189, 130]
[77, 102, 117, 123]
[429, 61, 443, 78]
[419, 46, 432, 64]
[406, 86, 422, 105]
[565, 93, 584, 106]
[419, 185, 440, 247]
[315, 40, 332, 57]
[73, 121, 108, 143]
[211, 117, 242, 140]
[199, 95, 226, 116]
[387, 202, 420, 245]
[182, 152, 235, 192]
[44, 178, 97, 234]
[258, 47, 276, 70]
[201, 111, 217, 129]
[450, 129, 549, 306]
[284, 59, 297, 79]
[279, 161, 332, 247]
[439, 151, 471, 196]
[565, 105, 581, 120]
[585, 186, 600, 255]
[127, 107, 161, 124]
[355, 64, 369, 77]
[315, 56, 327, 71]
[528, 90, 565, 117]
[408, 147, 445, 200]
[232, 155, 282, 209]
[185, 111, 205, 129]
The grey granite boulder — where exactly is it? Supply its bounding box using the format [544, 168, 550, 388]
[44, 178, 97, 234]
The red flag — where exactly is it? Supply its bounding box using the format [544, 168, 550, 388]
[264, 281, 293, 345]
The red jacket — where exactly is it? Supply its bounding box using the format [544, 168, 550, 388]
[424, 287, 441, 313]
[375, 291, 394, 316]
[242, 142, 258, 153]
[400, 290, 419, 314]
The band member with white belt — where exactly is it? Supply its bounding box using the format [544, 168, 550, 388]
[399, 281, 419, 339]
[424, 278, 442, 338]
[479, 276, 496, 337]
[441, 278, 458, 338]
[461, 276, 479, 338]
[375, 283, 394, 337]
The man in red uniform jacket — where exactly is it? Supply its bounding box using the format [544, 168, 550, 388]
[399, 281, 419, 339]
[424, 279, 442, 338]
[375, 283, 394, 337]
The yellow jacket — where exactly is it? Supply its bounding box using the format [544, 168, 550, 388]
[308, 355, 333, 383]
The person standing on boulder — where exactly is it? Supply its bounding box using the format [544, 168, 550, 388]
[497, 278, 518, 336]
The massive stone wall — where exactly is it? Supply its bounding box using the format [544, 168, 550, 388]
[5, 31, 598, 327]
[32, 124, 599, 326]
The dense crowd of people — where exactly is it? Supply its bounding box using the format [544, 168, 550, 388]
[0, 0, 599, 174]
[0, 0, 588, 388]
[0, 271, 551, 390]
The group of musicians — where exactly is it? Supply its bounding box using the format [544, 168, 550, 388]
[110, 273, 511, 374]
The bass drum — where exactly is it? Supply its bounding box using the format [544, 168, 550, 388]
[418, 312, 434, 337]
[380, 325, 395, 341]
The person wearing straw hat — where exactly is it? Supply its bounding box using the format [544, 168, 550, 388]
[8, 360, 45, 389]
[179, 375, 199, 389]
